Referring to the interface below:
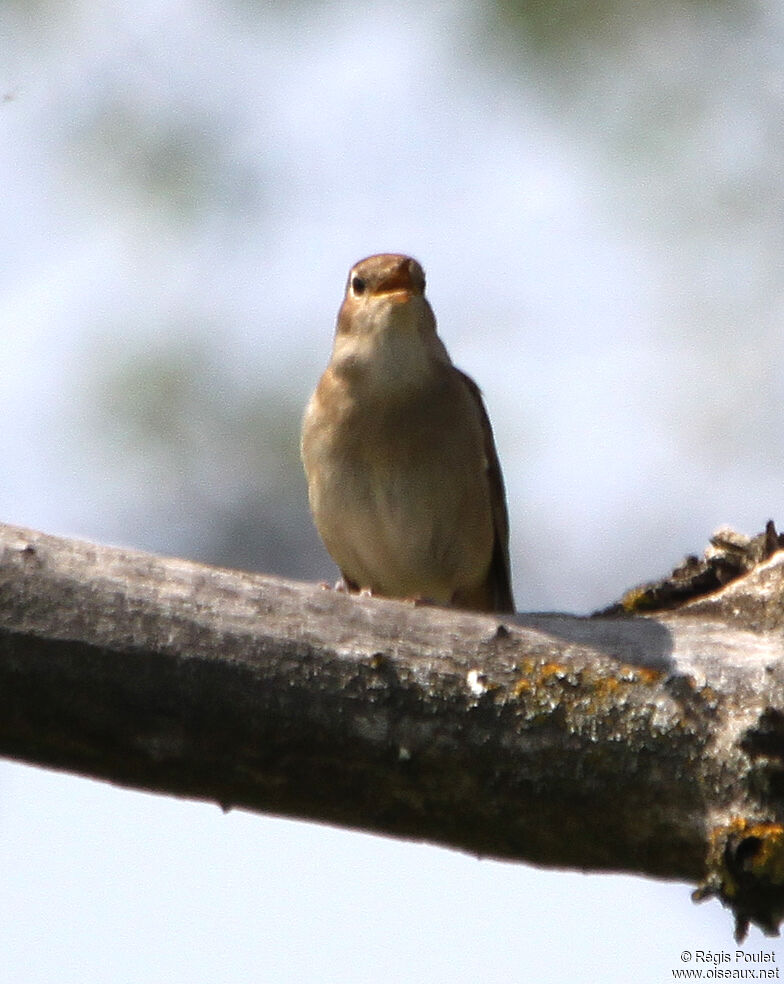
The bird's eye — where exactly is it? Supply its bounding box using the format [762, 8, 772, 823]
[351, 276, 366, 295]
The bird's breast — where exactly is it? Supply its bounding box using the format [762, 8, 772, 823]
[301, 368, 494, 602]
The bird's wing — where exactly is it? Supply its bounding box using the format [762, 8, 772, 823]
[457, 370, 516, 614]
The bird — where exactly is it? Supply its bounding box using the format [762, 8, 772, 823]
[301, 253, 515, 614]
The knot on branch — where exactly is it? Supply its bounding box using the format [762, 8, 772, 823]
[600, 521, 784, 616]
[694, 819, 784, 942]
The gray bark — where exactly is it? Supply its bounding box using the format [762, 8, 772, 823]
[0, 521, 783, 939]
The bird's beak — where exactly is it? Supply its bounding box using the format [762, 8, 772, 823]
[374, 263, 419, 299]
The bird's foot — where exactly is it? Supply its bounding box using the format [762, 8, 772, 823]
[332, 576, 364, 595]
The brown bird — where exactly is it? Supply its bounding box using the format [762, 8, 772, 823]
[301, 253, 515, 614]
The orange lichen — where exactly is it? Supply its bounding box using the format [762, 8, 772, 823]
[625, 665, 663, 685]
[620, 586, 656, 612]
[539, 662, 568, 679]
[590, 676, 620, 698]
[702, 818, 784, 902]
[510, 660, 665, 703]
[512, 678, 532, 697]
[728, 820, 784, 884]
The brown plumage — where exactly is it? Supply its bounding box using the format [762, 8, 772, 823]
[301, 253, 515, 614]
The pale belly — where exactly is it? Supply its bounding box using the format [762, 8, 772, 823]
[306, 426, 494, 604]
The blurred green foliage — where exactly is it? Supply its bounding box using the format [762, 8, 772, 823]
[87, 335, 325, 579]
[492, 0, 740, 54]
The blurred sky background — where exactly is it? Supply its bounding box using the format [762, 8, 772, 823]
[2, 0, 783, 980]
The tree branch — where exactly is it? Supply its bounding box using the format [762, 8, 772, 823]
[1, 521, 783, 939]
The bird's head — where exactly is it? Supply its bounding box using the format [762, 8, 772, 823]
[331, 254, 448, 386]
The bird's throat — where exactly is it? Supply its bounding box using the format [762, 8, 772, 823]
[333, 323, 447, 395]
